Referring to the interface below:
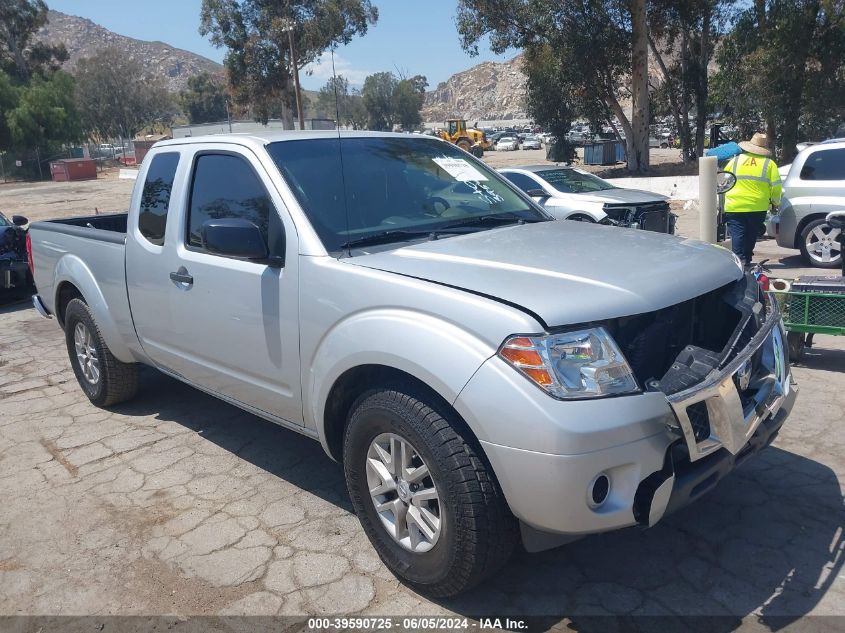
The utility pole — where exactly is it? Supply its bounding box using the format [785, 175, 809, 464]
[287, 25, 305, 130]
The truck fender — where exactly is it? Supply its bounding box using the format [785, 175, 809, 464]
[306, 308, 495, 452]
[53, 254, 136, 363]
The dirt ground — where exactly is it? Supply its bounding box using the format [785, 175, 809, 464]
[1, 158, 844, 625]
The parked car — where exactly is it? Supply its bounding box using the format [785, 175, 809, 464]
[521, 135, 541, 150]
[649, 136, 671, 149]
[565, 130, 589, 146]
[766, 140, 845, 267]
[0, 211, 30, 294]
[499, 165, 675, 233]
[495, 136, 519, 151]
[29, 132, 795, 596]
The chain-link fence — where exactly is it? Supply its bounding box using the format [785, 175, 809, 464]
[0, 139, 137, 183]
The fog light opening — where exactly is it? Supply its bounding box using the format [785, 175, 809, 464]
[589, 473, 611, 508]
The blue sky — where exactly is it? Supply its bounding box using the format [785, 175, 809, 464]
[47, 0, 517, 90]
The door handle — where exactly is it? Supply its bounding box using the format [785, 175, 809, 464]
[169, 271, 193, 285]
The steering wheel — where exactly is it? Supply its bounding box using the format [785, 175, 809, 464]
[423, 196, 451, 215]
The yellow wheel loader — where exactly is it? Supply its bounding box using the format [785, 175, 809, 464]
[437, 119, 489, 157]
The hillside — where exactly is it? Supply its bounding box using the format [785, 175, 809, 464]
[422, 54, 527, 124]
[36, 10, 223, 93]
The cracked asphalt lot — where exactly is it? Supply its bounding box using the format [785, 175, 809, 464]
[0, 300, 844, 624]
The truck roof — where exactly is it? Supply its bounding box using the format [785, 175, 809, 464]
[156, 130, 431, 150]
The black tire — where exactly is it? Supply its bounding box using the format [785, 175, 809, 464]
[799, 218, 843, 268]
[787, 331, 805, 364]
[343, 381, 518, 597]
[64, 298, 139, 407]
[567, 213, 596, 223]
[456, 139, 472, 152]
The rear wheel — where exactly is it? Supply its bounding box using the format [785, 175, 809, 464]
[567, 213, 596, 223]
[799, 218, 842, 268]
[456, 139, 472, 152]
[343, 381, 518, 597]
[64, 298, 139, 407]
[787, 331, 805, 364]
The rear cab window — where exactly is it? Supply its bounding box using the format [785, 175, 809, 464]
[138, 152, 180, 246]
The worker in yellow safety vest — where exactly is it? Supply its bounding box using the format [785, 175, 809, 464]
[723, 132, 782, 266]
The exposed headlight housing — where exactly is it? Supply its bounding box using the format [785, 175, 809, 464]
[498, 327, 639, 399]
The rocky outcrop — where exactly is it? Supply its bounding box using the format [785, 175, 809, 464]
[422, 54, 527, 124]
[36, 10, 223, 92]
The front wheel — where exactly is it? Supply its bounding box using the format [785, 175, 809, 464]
[64, 298, 139, 407]
[343, 382, 517, 597]
[799, 218, 842, 268]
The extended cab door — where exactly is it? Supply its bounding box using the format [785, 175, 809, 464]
[126, 143, 302, 425]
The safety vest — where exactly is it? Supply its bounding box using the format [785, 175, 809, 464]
[723, 152, 782, 213]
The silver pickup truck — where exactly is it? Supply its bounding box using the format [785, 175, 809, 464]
[29, 132, 796, 596]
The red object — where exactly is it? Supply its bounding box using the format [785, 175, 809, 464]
[757, 273, 770, 291]
[25, 232, 33, 275]
[49, 158, 97, 182]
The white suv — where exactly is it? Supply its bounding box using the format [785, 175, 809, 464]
[767, 140, 845, 267]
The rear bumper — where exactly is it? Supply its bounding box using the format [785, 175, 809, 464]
[32, 294, 52, 318]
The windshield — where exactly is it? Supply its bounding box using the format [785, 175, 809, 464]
[538, 168, 615, 193]
[267, 136, 545, 252]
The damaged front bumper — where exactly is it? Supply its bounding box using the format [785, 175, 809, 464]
[464, 294, 796, 552]
[634, 298, 795, 528]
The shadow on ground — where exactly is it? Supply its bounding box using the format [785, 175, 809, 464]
[115, 367, 842, 629]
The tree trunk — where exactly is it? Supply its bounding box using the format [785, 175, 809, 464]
[694, 7, 711, 157]
[629, 0, 650, 172]
[779, 1, 820, 162]
[649, 35, 692, 161]
[605, 91, 634, 154]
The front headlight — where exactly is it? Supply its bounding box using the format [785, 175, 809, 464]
[498, 327, 639, 399]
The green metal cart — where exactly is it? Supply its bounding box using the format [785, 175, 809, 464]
[772, 287, 845, 362]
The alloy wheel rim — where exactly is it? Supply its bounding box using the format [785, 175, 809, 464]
[73, 322, 100, 385]
[806, 224, 842, 264]
[366, 432, 442, 553]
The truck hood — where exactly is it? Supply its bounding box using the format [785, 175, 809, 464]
[348, 221, 743, 327]
[554, 187, 667, 204]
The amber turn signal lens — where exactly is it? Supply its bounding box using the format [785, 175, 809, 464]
[522, 367, 554, 385]
[499, 346, 544, 367]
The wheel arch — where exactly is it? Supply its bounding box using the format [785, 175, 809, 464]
[794, 212, 830, 249]
[321, 364, 486, 466]
[51, 255, 136, 362]
[54, 280, 84, 328]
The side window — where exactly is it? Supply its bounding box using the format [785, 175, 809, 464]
[138, 152, 179, 246]
[187, 154, 275, 252]
[800, 148, 845, 181]
[504, 172, 541, 194]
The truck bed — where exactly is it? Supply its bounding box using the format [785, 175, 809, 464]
[28, 212, 138, 363]
[32, 213, 127, 244]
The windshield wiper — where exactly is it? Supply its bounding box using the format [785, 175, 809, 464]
[439, 212, 546, 231]
[339, 229, 437, 251]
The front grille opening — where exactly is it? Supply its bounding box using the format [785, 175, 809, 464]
[685, 401, 711, 442]
[608, 274, 762, 395]
[603, 202, 671, 233]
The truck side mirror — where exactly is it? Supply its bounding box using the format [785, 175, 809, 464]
[201, 218, 270, 262]
[11, 215, 28, 226]
[716, 171, 736, 194]
[826, 211, 845, 230]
